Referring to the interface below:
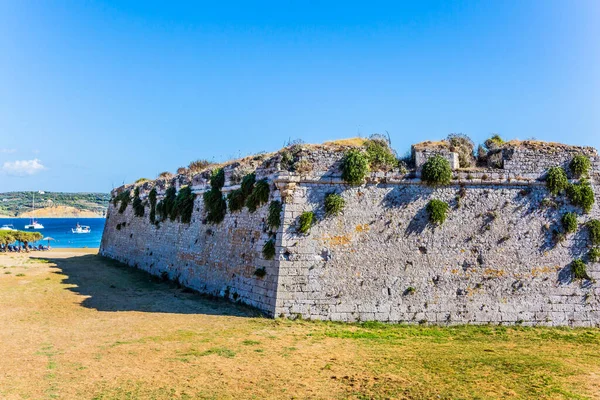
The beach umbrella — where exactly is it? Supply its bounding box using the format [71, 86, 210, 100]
[41, 237, 56, 248]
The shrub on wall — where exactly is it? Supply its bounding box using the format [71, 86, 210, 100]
[588, 220, 600, 245]
[267, 200, 282, 230]
[210, 168, 225, 190]
[561, 212, 578, 234]
[589, 248, 600, 263]
[324, 193, 345, 216]
[262, 239, 276, 260]
[188, 159, 212, 174]
[446, 133, 475, 168]
[227, 189, 245, 212]
[253, 267, 267, 278]
[148, 188, 157, 224]
[160, 187, 177, 221]
[341, 149, 370, 185]
[570, 155, 591, 178]
[365, 137, 396, 171]
[426, 199, 449, 225]
[132, 187, 145, 217]
[421, 156, 452, 186]
[113, 190, 131, 214]
[483, 134, 504, 151]
[203, 187, 226, 224]
[174, 186, 195, 224]
[546, 167, 568, 195]
[246, 179, 270, 212]
[567, 180, 595, 213]
[241, 173, 256, 197]
[571, 259, 591, 280]
[298, 211, 314, 234]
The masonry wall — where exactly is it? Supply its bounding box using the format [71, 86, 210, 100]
[275, 180, 600, 326]
[100, 185, 281, 314]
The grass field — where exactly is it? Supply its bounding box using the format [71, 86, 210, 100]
[1, 250, 599, 399]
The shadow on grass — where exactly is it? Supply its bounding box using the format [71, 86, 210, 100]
[37, 254, 262, 317]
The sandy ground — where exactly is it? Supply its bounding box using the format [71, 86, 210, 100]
[1, 249, 599, 400]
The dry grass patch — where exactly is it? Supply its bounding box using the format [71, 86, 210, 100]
[0, 250, 599, 399]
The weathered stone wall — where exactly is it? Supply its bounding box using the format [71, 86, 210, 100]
[100, 185, 281, 314]
[274, 180, 600, 326]
[100, 143, 600, 326]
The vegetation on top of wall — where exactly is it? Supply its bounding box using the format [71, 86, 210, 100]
[174, 186, 195, 224]
[158, 171, 173, 179]
[588, 220, 600, 246]
[545, 167, 568, 195]
[446, 133, 475, 168]
[483, 134, 504, 151]
[267, 200, 282, 230]
[298, 211, 314, 234]
[246, 179, 270, 213]
[227, 172, 256, 213]
[262, 239, 276, 260]
[188, 159, 212, 174]
[113, 190, 131, 214]
[589, 247, 600, 263]
[571, 259, 591, 281]
[132, 187, 145, 217]
[561, 212, 578, 234]
[341, 148, 370, 185]
[570, 155, 591, 178]
[148, 188, 157, 224]
[566, 180, 595, 213]
[324, 193, 345, 216]
[135, 178, 149, 184]
[421, 156, 452, 186]
[426, 199, 449, 225]
[241, 173, 256, 197]
[364, 135, 397, 171]
[210, 168, 225, 190]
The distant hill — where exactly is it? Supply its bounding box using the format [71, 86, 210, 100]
[0, 192, 109, 218]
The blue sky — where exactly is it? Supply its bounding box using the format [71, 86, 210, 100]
[1, 1, 598, 192]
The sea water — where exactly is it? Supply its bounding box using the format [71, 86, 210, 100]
[0, 218, 105, 248]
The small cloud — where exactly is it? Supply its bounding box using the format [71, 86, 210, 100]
[0, 148, 16, 154]
[1, 159, 46, 176]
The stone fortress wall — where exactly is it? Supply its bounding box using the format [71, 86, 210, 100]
[100, 139, 600, 326]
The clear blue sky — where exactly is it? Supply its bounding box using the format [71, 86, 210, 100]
[1, 1, 598, 192]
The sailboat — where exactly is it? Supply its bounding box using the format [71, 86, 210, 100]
[24, 192, 44, 229]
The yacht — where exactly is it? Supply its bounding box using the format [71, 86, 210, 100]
[72, 223, 91, 234]
[24, 192, 44, 229]
[0, 224, 16, 231]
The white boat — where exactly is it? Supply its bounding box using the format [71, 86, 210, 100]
[72, 223, 91, 234]
[24, 192, 44, 230]
[0, 224, 16, 231]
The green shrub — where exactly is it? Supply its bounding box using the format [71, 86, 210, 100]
[114, 190, 131, 214]
[174, 186, 195, 224]
[324, 193, 345, 216]
[421, 156, 452, 186]
[227, 189, 245, 212]
[483, 134, 504, 150]
[426, 199, 449, 225]
[567, 181, 595, 213]
[246, 179, 270, 212]
[132, 187, 145, 217]
[570, 155, 591, 178]
[589, 248, 600, 263]
[203, 187, 226, 224]
[241, 173, 256, 197]
[571, 259, 591, 280]
[365, 137, 396, 171]
[253, 267, 267, 278]
[159, 187, 177, 221]
[561, 212, 578, 234]
[135, 178, 149, 184]
[267, 201, 282, 230]
[446, 133, 475, 168]
[546, 167, 568, 195]
[341, 149, 369, 185]
[588, 220, 600, 245]
[262, 239, 276, 260]
[298, 211, 314, 234]
[210, 168, 225, 190]
[148, 188, 157, 224]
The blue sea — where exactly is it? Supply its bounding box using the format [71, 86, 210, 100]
[0, 218, 105, 248]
